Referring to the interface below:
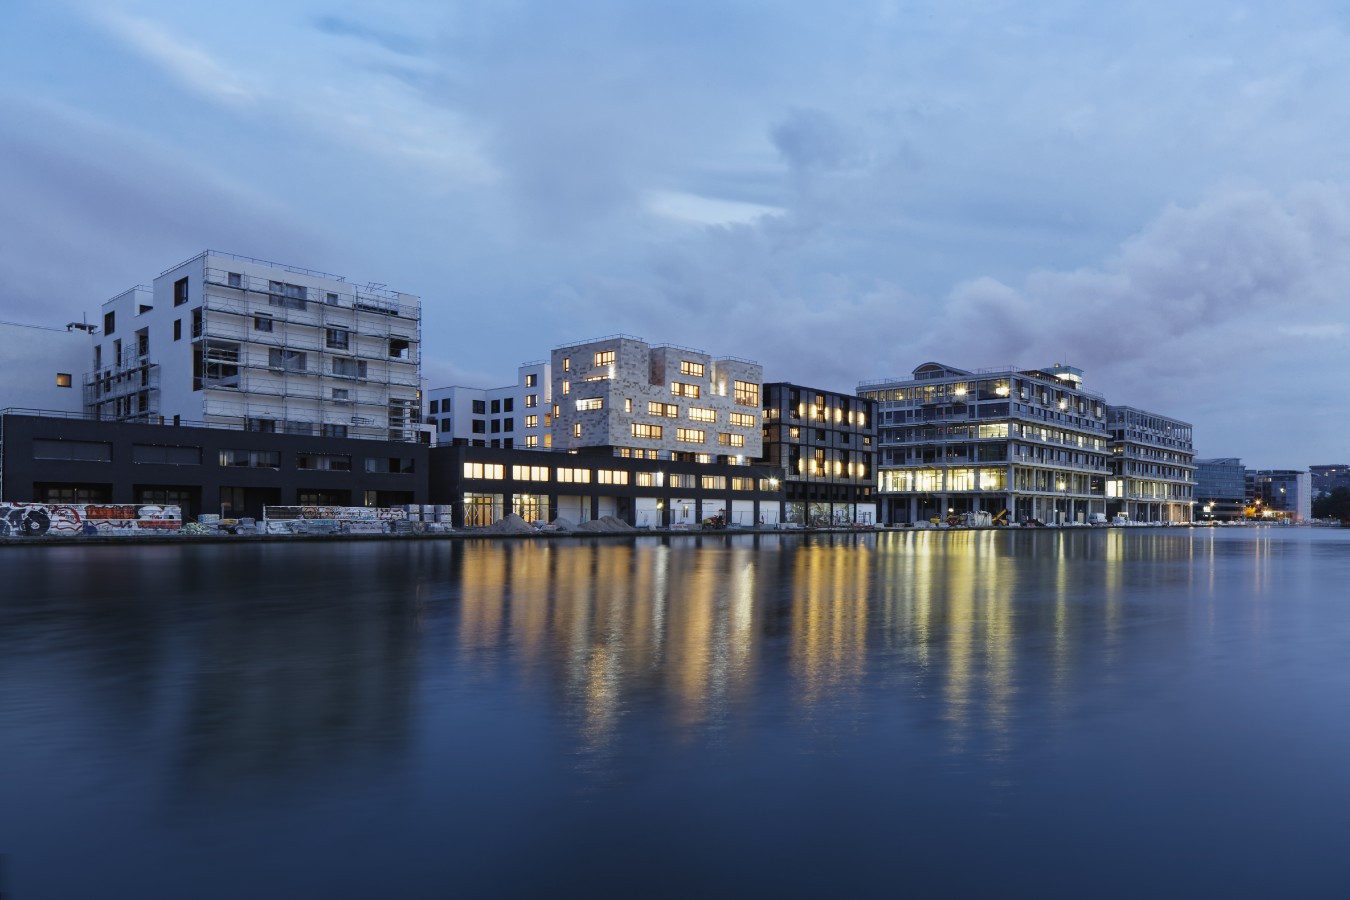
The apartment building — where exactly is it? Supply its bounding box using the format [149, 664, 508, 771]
[551, 335, 763, 463]
[1104, 406, 1195, 523]
[87, 251, 422, 442]
[759, 383, 877, 526]
[0, 321, 91, 414]
[860, 362, 1111, 525]
[1247, 469, 1311, 522]
[426, 360, 552, 449]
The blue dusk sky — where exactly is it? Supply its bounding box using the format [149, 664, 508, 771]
[3, 1, 1349, 467]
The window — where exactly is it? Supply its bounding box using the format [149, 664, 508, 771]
[632, 423, 663, 440]
[729, 412, 755, 428]
[34, 439, 112, 461]
[103, 311, 115, 336]
[321, 423, 348, 438]
[268, 281, 307, 309]
[701, 475, 726, 490]
[525, 394, 538, 408]
[503, 417, 514, 431]
[734, 380, 759, 406]
[557, 468, 591, 483]
[173, 277, 189, 306]
[577, 397, 604, 411]
[671, 382, 700, 399]
[297, 453, 351, 471]
[326, 328, 350, 350]
[172, 319, 182, 341]
[648, 401, 679, 418]
[688, 407, 716, 423]
[284, 421, 313, 436]
[254, 316, 273, 332]
[366, 457, 415, 474]
[191, 308, 202, 338]
[562, 357, 570, 372]
[472, 420, 485, 434]
[132, 444, 200, 465]
[512, 465, 550, 482]
[624, 398, 633, 413]
[463, 462, 505, 479]
[594, 349, 616, 366]
[719, 433, 745, 447]
[201, 341, 241, 388]
[227, 272, 242, 288]
[219, 449, 280, 468]
[247, 418, 276, 433]
[677, 428, 705, 443]
[562, 380, 569, 395]
[680, 360, 705, 378]
[573, 423, 582, 438]
[332, 388, 349, 400]
[525, 415, 539, 428]
[503, 398, 514, 412]
[332, 358, 367, 378]
[597, 470, 628, 485]
[325, 292, 339, 306]
[56, 373, 72, 388]
[269, 348, 307, 372]
[491, 420, 501, 434]
[472, 399, 486, 415]
[428, 400, 439, 414]
[524, 435, 539, 448]
[525, 373, 538, 387]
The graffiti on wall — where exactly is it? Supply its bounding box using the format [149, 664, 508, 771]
[0, 502, 183, 537]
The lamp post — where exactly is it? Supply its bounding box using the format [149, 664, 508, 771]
[1056, 479, 1066, 525]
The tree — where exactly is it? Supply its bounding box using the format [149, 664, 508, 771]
[1312, 487, 1350, 522]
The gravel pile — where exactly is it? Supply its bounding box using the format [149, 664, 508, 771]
[576, 516, 636, 532]
[481, 513, 537, 534]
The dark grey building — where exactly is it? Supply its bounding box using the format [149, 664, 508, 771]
[759, 383, 876, 526]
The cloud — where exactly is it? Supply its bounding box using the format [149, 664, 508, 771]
[86, 7, 256, 103]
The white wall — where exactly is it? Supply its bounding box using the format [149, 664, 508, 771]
[0, 322, 91, 413]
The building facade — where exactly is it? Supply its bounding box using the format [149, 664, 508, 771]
[1246, 469, 1311, 522]
[426, 360, 552, 449]
[759, 383, 876, 526]
[0, 321, 91, 414]
[1104, 406, 1194, 523]
[1309, 464, 1350, 499]
[1193, 457, 1246, 521]
[550, 336, 763, 463]
[861, 362, 1111, 525]
[87, 251, 422, 442]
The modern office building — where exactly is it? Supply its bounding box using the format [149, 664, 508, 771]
[860, 362, 1111, 525]
[0, 321, 92, 414]
[1193, 457, 1246, 521]
[426, 360, 552, 449]
[759, 383, 877, 526]
[1104, 406, 1194, 523]
[87, 251, 422, 442]
[550, 336, 763, 464]
[1246, 469, 1311, 522]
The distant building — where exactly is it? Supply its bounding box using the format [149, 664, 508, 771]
[88, 251, 422, 441]
[1246, 469, 1311, 523]
[426, 361, 552, 449]
[1309, 464, 1350, 498]
[860, 362, 1111, 525]
[759, 383, 876, 526]
[0, 321, 91, 414]
[1104, 406, 1194, 523]
[1194, 458, 1246, 521]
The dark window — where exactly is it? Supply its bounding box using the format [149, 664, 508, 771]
[325, 328, 349, 350]
[490, 420, 501, 433]
[297, 453, 352, 471]
[131, 444, 201, 465]
[321, 423, 348, 438]
[173, 277, 189, 306]
[33, 439, 112, 461]
[491, 399, 501, 414]
[254, 316, 273, 332]
[472, 420, 485, 434]
[472, 400, 486, 415]
[503, 418, 514, 431]
[439, 420, 451, 432]
[429, 400, 439, 414]
[103, 311, 115, 336]
[503, 398, 514, 412]
[364, 457, 415, 474]
[173, 319, 182, 341]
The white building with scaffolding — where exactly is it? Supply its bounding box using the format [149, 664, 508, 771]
[86, 251, 422, 441]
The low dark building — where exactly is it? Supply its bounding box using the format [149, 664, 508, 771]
[759, 383, 877, 526]
[429, 445, 783, 528]
[0, 411, 427, 519]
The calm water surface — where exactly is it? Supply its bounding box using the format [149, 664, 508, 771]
[2, 529, 1349, 898]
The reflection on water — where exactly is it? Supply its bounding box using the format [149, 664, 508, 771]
[4, 528, 1350, 898]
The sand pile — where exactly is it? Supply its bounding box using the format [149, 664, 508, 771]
[550, 517, 577, 532]
[576, 516, 636, 532]
[481, 513, 537, 534]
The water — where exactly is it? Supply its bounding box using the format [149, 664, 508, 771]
[2, 529, 1349, 898]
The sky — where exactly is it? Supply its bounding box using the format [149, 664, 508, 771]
[3, 0, 1349, 467]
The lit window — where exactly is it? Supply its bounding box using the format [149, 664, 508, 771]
[557, 468, 591, 483]
[688, 407, 716, 423]
[676, 428, 705, 443]
[597, 470, 629, 485]
[718, 433, 745, 447]
[525, 415, 539, 428]
[562, 380, 569, 395]
[671, 382, 700, 399]
[463, 463, 504, 479]
[573, 423, 581, 438]
[526, 394, 538, 408]
[594, 350, 615, 366]
[648, 401, 679, 418]
[733, 380, 759, 406]
[562, 357, 570, 372]
[577, 397, 604, 411]
[524, 435, 539, 448]
[631, 423, 663, 440]
[56, 373, 73, 388]
[728, 412, 755, 428]
[525, 373, 537, 387]
[679, 360, 705, 378]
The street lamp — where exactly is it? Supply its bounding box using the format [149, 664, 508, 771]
[1056, 479, 1066, 525]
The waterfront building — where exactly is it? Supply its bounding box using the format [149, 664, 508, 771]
[1246, 469, 1311, 522]
[87, 251, 422, 442]
[1104, 406, 1195, 523]
[550, 336, 764, 464]
[426, 360, 552, 449]
[859, 362, 1111, 525]
[1309, 464, 1350, 498]
[0, 411, 426, 518]
[758, 383, 877, 526]
[1193, 458, 1246, 521]
[0, 321, 92, 414]
[429, 444, 782, 528]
